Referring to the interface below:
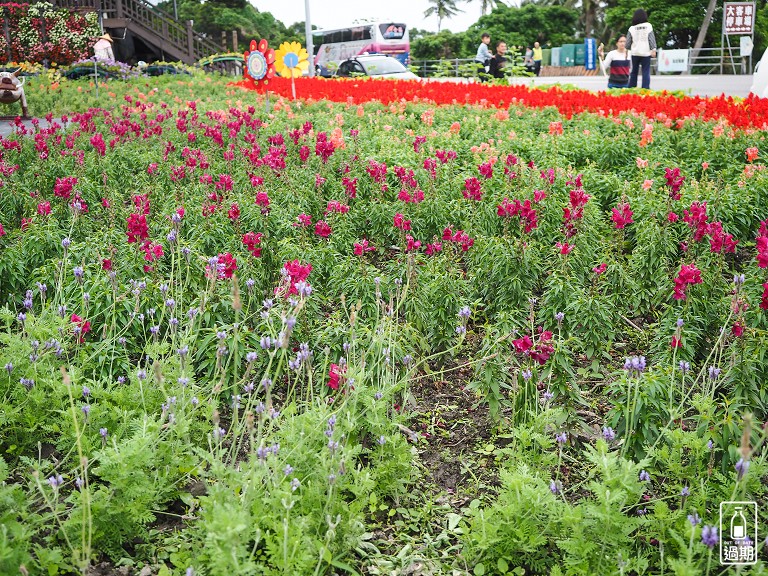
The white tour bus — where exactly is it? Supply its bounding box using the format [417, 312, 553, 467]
[313, 22, 410, 76]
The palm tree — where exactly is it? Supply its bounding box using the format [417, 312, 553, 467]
[423, 0, 463, 32]
[468, 0, 507, 17]
[522, 0, 601, 39]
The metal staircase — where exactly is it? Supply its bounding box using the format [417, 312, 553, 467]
[55, 0, 221, 64]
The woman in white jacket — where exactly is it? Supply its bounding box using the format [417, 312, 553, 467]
[626, 8, 656, 89]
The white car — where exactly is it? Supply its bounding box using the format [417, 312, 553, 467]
[335, 54, 418, 80]
[751, 47, 768, 97]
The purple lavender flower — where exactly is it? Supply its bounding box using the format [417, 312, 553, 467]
[637, 508, 648, 516]
[555, 311, 565, 323]
[542, 390, 554, 401]
[291, 478, 300, 491]
[378, 436, 386, 445]
[261, 378, 272, 390]
[623, 355, 647, 377]
[190, 396, 199, 406]
[61, 237, 71, 249]
[602, 426, 616, 441]
[285, 316, 297, 330]
[733, 274, 745, 286]
[708, 366, 721, 380]
[73, 266, 84, 280]
[676, 318, 684, 328]
[117, 376, 126, 384]
[5, 362, 13, 375]
[165, 298, 175, 309]
[137, 369, 147, 381]
[178, 377, 189, 386]
[150, 325, 160, 336]
[283, 464, 294, 476]
[17, 312, 26, 324]
[260, 336, 272, 350]
[522, 369, 533, 381]
[82, 386, 90, 398]
[81, 404, 90, 417]
[177, 346, 189, 358]
[549, 480, 560, 494]
[735, 458, 750, 480]
[75, 477, 84, 489]
[374, 391, 383, 400]
[47, 474, 64, 488]
[246, 351, 258, 363]
[639, 470, 650, 482]
[216, 330, 227, 340]
[679, 361, 690, 373]
[707, 439, 714, 450]
[555, 432, 567, 445]
[701, 525, 719, 548]
[99, 428, 108, 439]
[458, 306, 471, 319]
[246, 278, 255, 289]
[455, 325, 467, 335]
[688, 511, 701, 526]
[681, 486, 690, 496]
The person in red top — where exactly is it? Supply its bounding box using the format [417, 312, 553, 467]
[598, 35, 631, 89]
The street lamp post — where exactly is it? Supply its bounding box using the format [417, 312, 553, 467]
[304, 0, 314, 77]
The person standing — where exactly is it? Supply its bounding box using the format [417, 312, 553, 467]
[597, 35, 631, 88]
[475, 33, 492, 81]
[523, 45, 534, 73]
[489, 41, 509, 79]
[532, 41, 543, 76]
[626, 8, 656, 89]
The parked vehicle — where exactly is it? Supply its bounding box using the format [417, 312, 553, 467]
[335, 54, 418, 80]
[313, 21, 409, 77]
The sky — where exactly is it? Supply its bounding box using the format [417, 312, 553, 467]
[250, 0, 521, 34]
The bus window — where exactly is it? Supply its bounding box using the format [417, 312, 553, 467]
[379, 23, 406, 40]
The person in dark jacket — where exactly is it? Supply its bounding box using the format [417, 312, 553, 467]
[626, 8, 656, 89]
[598, 35, 631, 88]
[489, 41, 509, 79]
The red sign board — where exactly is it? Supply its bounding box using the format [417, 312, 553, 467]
[723, 2, 755, 35]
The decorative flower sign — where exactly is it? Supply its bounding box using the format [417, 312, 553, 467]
[274, 41, 309, 78]
[244, 39, 275, 85]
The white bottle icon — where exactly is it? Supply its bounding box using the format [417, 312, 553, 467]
[731, 507, 747, 540]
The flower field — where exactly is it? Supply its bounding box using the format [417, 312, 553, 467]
[0, 74, 767, 575]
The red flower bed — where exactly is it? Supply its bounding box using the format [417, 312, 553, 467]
[234, 76, 768, 129]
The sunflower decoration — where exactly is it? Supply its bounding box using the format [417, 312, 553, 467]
[274, 41, 309, 79]
[244, 39, 275, 86]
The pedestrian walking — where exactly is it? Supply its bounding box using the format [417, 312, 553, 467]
[489, 41, 509, 79]
[475, 32, 492, 82]
[597, 35, 631, 88]
[626, 8, 656, 89]
[532, 41, 543, 76]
